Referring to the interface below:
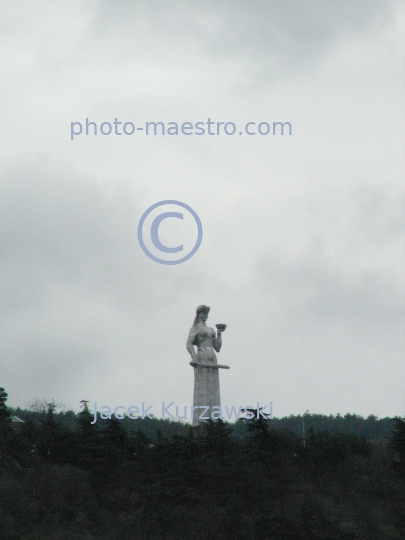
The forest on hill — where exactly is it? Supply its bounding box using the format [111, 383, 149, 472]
[1, 388, 405, 539]
[10, 403, 395, 442]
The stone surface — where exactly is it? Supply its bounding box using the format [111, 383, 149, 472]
[186, 305, 229, 426]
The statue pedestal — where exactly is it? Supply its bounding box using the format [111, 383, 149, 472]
[192, 363, 230, 427]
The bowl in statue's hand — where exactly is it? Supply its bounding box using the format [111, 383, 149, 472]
[216, 324, 227, 331]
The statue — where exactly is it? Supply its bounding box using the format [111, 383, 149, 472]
[186, 305, 229, 426]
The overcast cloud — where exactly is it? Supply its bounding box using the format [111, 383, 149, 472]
[0, 0, 404, 418]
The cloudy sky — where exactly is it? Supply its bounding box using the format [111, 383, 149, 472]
[1, 0, 404, 419]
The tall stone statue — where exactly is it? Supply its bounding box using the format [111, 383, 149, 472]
[186, 305, 229, 426]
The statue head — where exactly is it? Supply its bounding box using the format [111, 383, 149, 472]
[193, 305, 210, 326]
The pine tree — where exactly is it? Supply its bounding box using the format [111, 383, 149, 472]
[75, 400, 104, 470]
[101, 417, 129, 463]
[201, 418, 235, 456]
[243, 408, 270, 449]
[390, 416, 405, 463]
[36, 400, 74, 464]
[0, 387, 12, 452]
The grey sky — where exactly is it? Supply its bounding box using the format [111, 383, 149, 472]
[1, 0, 404, 418]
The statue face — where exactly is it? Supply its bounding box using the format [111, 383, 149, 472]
[199, 311, 209, 322]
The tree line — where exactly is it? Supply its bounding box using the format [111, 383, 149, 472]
[1, 387, 405, 539]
